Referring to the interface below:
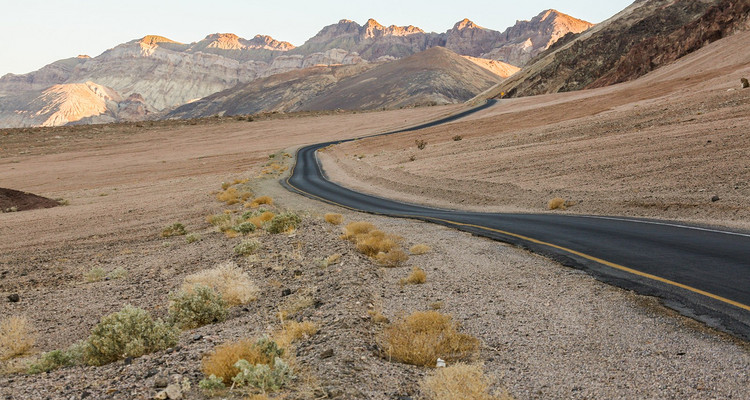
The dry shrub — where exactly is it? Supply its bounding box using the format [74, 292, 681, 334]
[249, 211, 276, 229]
[273, 321, 318, 349]
[324, 213, 343, 225]
[201, 339, 276, 384]
[321, 253, 341, 268]
[410, 244, 432, 255]
[341, 221, 376, 240]
[368, 310, 389, 324]
[161, 222, 187, 238]
[548, 198, 566, 210]
[421, 363, 512, 400]
[401, 267, 427, 285]
[217, 187, 240, 205]
[0, 316, 35, 360]
[376, 249, 409, 267]
[379, 311, 478, 367]
[182, 261, 260, 306]
[250, 196, 274, 208]
[355, 230, 400, 257]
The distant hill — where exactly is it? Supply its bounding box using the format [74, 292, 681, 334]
[484, 0, 750, 99]
[0, 9, 592, 128]
[167, 47, 509, 119]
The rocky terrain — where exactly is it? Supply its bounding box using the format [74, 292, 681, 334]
[168, 47, 510, 118]
[0, 9, 591, 128]
[487, 0, 750, 98]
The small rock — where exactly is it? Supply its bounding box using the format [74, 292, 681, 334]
[165, 384, 183, 399]
[123, 357, 133, 365]
[191, 334, 203, 342]
[153, 391, 168, 400]
[154, 375, 169, 388]
[742, 77, 749, 89]
[7, 293, 19, 303]
[320, 348, 334, 359]
[281, 288, 292, 296]
[711, 195, 720, 202]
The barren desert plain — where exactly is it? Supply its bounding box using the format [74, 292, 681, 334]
[1, 25, 750, 400]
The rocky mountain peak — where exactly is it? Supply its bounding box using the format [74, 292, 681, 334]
[247, 35, 295, 51]
[453, 18, 481, 31]
[203, 33, 245, 50]
[138, 35, 181, 47]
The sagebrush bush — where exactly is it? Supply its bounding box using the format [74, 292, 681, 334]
[401, 266, 427, 285]
[0, 316, 35, 360]
[161, 223, 187, 237]
[324, 213, 343, 225]
[235, 239, 261, 255]
[548, 198, 566, 210]
[202, 338, 284, 384]
[83, 305, 179, 366]
[234, 221, 256, 234]
[169, 285, 228, 329]
[421, 363, 510, 400]
[233, 357, 294, 393]
[267, 212, 301, 234]
[410, 244, 432, 255]
[186, 233, 201, 243]
[83, 267, 106, 283]
[379, 311, 478, 367]
[27, 343, 84, 374]
[182, 261, 259, 306]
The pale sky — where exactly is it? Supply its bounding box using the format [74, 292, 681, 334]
[0, 0, 633, 75]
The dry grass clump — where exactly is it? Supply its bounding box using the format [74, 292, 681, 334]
[161, 222, 187, 237]
[401, 267, 427, 285]
[217, 187, 253, 206]
[368, 310, 390, 324]
[548, 197, 567, 210]
[342, 221, 409, 267]
[201, 338, 284, 385]
[324, 213, 343, 225]
[376, 249, 409, 267]
[273, 321, 318, 349]
[235, 239, 262, 256]
[182, 261, 260, 306]
[83, 266, 106, 283]
[0, 316, 35, 360]
[410, 244, 432, 255]
[421, 363, 512, 400]
[207, 213, 233, 232]
[341, 221, 376, 240]
[379, 311, 479, 367]
[248, 211, 276, 229]
[249, 195, 274, 208]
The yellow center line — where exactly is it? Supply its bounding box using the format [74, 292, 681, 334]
[285, 153, 750, 313]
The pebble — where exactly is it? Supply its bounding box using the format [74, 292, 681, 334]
[711, 195, 720, 202]
[7, 293, 19, 302]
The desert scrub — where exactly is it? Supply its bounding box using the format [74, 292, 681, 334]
[207, 213, 233, 232]
[186, 233, 201, 243]
[161, 222, 187, 237]
[234, 239, 261, 256]
[401, 266, 427, 285]
[273, 321, 318, 349]
[278, 287, 316, 320]
[376, 248, 410, 267]
[202, 337, 284, 385]
[324, 213, 343, 225]
[249, 195, 274, 208]
[410, 244, 432, 255]
[27, 343, 84, 374]
[548, 197, 567, 210]
[217, 187, 252, 205]
[234, 221, 256, 234]
[233, 357, 294, 393]
[341, 221, 376, 240]
[83, 267, 106, 283]
[267, 212, 301, 234]
[379, 311, 478, 367]
[83, 305, 179, 366]
[421, 363, 511, 400]
[182, 261, 259, 306]
[415, 139, 427, 150]
[169, 285, 228, 329]
[342, 221, 409, 266]
[317, 253, 341, 268]
[0, 316, 35, 360]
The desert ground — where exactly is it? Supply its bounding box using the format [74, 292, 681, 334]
[2, 35, 750, 400]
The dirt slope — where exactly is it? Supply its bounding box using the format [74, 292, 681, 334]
[321, 29, 750, 229]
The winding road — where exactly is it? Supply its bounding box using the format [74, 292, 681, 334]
[282, 100, 750, 340]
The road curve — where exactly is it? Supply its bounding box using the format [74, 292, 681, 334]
[282, 101, 750, 340]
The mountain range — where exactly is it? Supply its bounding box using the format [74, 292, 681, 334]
[0, 9, 592, 128]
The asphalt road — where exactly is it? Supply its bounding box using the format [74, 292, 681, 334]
[282, 101, 750, 340]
